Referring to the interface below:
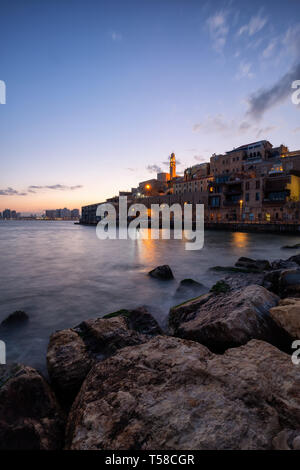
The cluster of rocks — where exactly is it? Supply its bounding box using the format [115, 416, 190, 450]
[1, 253, 300, 450]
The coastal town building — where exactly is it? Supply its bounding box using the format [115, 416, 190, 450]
[80, 141, 300, 227]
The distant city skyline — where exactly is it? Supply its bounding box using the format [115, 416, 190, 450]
[0, 206, 80, 217]
[1, 0, 300, 212]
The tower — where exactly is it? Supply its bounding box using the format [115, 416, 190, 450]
[170, 152, 176, 179]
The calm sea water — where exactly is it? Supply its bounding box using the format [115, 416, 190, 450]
[0, 220, 299, 373]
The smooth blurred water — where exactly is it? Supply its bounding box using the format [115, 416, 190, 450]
[0, 220, 299, 373]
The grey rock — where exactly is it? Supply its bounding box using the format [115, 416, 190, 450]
[169, 285, 291, 353]
[222, 272, 264, 290]
[235, 256, 271, 272]
[47, 308, 162, 407]
[271, 259, 298, 270]
[175, 279, 207, 300]
[66, 337, 300, 450]
[148, 265, 174, 280]
[1, 310, 29, 327]
[0, 363, 64, 450]
[281, 244, 300, 250]
[278, 268, 300, 298]
[288, 254, 300, 266]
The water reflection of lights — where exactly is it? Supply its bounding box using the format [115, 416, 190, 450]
[135, 230, 158, 264]
[231, 232, 249, 249]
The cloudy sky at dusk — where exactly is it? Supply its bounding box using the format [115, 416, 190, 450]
[1, 0, 299, 213]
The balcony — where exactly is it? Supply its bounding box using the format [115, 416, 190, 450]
[224, 189, 242, 196]
[223, 200, 240, 207]
[263, 198, 286, 206]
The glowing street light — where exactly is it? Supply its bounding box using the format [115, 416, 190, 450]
[239, 199, 243, 220]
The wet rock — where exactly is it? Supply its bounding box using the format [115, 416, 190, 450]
[66, 337, 300, 450]
[209, 280, 231, 294]
[288, 254, 300, 266]
[278, 268, 300, 298]
[0, 363, 64, 450]
[148, 265, 174, 280]
[270, 298, 300, 338]
[235, 257, 271, 272]
[47, 329, 93, 406]
[102, 307, 162, 336]
[178, 278, 203, 288]
[271, 259, 298, 270]
[263, 270, 282, 294]
[169, 284, 291, 353]
[210, 265, 253, 273]
[222, 272, 264, 290]
[281, 244, 300, 250]
[272, 429, 300, 450]
[263, 264, 300, 297]
[47, 308, 162, 407]
[168, 293, 213, 334]
[1, 310, 29, 327]
[175, 279, 207, 299]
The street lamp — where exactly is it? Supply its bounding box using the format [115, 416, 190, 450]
[239, 199, 243, 221]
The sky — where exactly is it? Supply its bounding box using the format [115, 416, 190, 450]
[0, 0, 300, 214]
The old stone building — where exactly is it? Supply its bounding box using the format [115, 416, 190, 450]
[206, 142, 300, 223]
[81, 141, 300, 226]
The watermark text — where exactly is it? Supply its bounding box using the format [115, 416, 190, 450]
[0, 340, 6, 364]
[291, 80, 300, 105]
[96, 197, 204, 251]
[0, 80, 6, 104]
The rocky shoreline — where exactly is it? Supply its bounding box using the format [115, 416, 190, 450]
[1, 253, 300, 450]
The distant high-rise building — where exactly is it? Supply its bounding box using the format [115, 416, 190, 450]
[45, 208, 79, 219]
[45, 210, 57, 219]
[3, 209, 11, 219]
[71, 209, 80, 218]
[61, 208, 71, 218]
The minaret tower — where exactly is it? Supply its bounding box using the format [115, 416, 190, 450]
[170, 152, 176, 179]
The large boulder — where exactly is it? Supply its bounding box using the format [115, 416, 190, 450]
[219, 272, 264, 290]
[263, 269, 282, 294]
[148, 265, 174, 280]
[102, 308, 162, 336]
[0, 363, 64, 450]
[65, 336, 300, 450]
[168, 285, 291, 352]
[47, 308, 162, 406]
[278, 269, 300, 298]
[235, 257, 271, 272]
[271, 259, 298, 270]
[47, 329, 93, 406]
[263, 266, 300, 298]
[270, 298, 300, 338]
[288, 254, 300, 266]
[168, 292, 213, 333]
